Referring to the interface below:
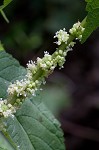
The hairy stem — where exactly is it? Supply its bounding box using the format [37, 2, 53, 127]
[7, 16, 87, 106]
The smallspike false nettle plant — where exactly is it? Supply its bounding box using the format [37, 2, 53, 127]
[0, 0, 99, 150]
[0, 22, 85, 118]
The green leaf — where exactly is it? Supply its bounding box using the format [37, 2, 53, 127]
[6, 97, 65, 150]
[82, 0, 99, 43]
[0, 133, 14, 150]
[0, 0, 12, 10]
[0, 51, 65, 150]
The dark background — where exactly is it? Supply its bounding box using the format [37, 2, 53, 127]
[0, 0, 99, 149]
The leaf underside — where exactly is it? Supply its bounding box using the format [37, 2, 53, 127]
[6, 97, 65, 150]
[0, 51, 65, 150]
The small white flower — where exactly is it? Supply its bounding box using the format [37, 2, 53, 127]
[54, 29, 69, 45]
[8, 104, 12, 108]
[37, 57, 42, 64]
[3, 110, 12, 118]
[0, 100, 16, 118]
[59, 50, 63, 55]
[69, 21, 85, 41]
[40, 63, 47, 69]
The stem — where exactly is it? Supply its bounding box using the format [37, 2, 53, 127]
[0, 10, 9, 23]
[0, 118, 17, 149]
[33, 68, 45, 81]
[81, 16, 87, 27]
[2, 129, 18, 149]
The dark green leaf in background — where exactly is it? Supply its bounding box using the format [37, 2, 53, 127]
[0, 0, 12, 10]
[82, 0, 99, 43]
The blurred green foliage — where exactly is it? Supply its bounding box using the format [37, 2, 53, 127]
[41, 83, 71, 116]
[0, 41, 4, 50]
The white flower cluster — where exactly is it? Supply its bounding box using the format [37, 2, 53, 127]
[37, 51, 55, 71]
[53, 41, 76, 68]
[8, 50, 68, 100]
[54, 28, 69, 45]
[7, 79, 29, 97]
[8, 78, 42, 99]
[54, 21, 84, 46]
[0, 99, 16, 118]
[69, 21, 85, 41]
[53, 49, 67, 68]
[8, 54, 53, 99]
